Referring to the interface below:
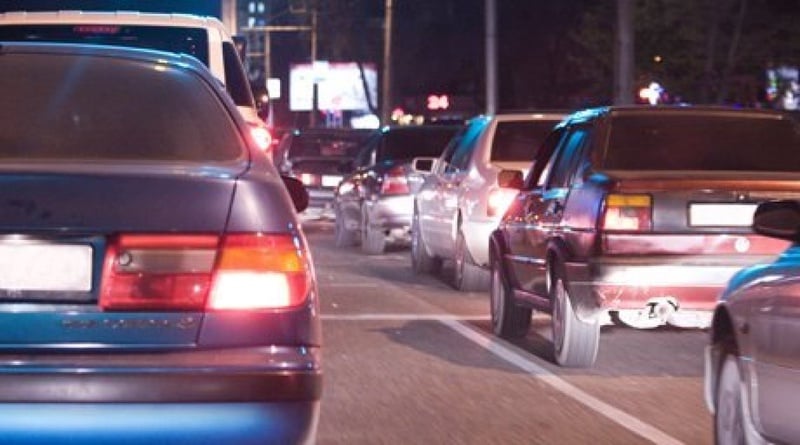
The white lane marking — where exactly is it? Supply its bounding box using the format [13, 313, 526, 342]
[319, 283, 380, 288]
[322, 313, 489, 321]
[441, 319, 684, 445]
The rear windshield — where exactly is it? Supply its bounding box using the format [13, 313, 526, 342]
[0, 24, 210, 65]
[603, 114, 800, 172]
[0, 52, 242, 161]
[380, 127, 459, 162]
[491, 120, 558, 162]
[288, 132, 370, 159]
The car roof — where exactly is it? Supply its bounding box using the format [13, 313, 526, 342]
[0, 10, 227, 31]
[0, 40, 213, 81]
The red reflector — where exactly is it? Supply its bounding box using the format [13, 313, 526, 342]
[73, 25, 121, 34]
[380, 166, 410, 195]
[99, 235, 219, 311]
[207, 234, 311, 310]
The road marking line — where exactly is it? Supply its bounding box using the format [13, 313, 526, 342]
[441, 319, 685, 445]
[321, 313, 490, 321]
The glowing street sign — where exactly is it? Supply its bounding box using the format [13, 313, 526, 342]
[427, 94, 450, 110]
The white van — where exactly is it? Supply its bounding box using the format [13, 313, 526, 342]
[0, 10, 270, 148]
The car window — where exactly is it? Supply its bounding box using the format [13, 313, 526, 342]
[446, 121, 484, 173]
[526, 127, 566, 188]
[603, 114, 800, 171]
[0, 52, 242, 161]
[288, 133, 368, 159]
[378, 127, 458, 163]
[546, 128, 591, 189]
[222, 41, 256, 107]
[0, 24, 210, 65]
[491, 120, 558, 162]
[437, 126, 468, 173]
[354, 135, 379, 167]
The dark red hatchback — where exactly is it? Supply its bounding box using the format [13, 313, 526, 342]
[489, 106, 800, 368]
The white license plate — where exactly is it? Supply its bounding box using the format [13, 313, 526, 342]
[0, 243, 92, 292]
[689, 203, 757, 227]
[321, 175, 342, 187]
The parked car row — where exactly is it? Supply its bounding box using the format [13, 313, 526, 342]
[0, 10, 319, 445]
[321, 105, 800, 444]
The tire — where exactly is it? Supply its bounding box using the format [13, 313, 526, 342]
[454, 230, 491, 292]
[411, 210, 441, 274]
[490, 257, 531, 338]
[333, 206, 357, 248]
[551, 266, 599, 368]
[360, 207, 386, 255]
[714, 353, 760, 445]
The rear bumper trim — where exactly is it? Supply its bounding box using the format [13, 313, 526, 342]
[0, 370, 322, 402]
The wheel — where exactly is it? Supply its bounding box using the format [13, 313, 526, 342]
[454, 230, 491, 292]
[551, 266, 599, 368]
[411, 210, 441, 274]
[714, 353, 761, 445]
[333, 206, 357, 247]
[490, 257, 531, 338]
[360, 207, 386, 255]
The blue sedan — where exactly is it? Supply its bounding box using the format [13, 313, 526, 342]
[0, 42, 320, 444]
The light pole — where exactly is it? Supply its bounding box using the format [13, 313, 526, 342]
[485, 0, 497, 115]
[380, 0, 394, 126]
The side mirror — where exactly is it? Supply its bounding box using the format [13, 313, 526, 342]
[411, 157, 436, 173]
[282, 175, 309, 213]
[497, 169, 524, 190]
[752, 200, 800, 242]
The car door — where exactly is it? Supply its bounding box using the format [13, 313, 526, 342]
[523, 127, 592, 295]
[337, 134, 378, 227]
[428, 121, 484, 254]
[417, 127, 464, 255]
[750, 258, 800, 442]
[504, 127, 566, 294]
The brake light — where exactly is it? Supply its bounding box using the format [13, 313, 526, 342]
[299, 173, 319, 186]
[250, 125, 272, 152]
[208, 234, 311, 310]
[601, 194, 652, 231]
[380, 165, 410, 195]
[99, 234, 219, 311]
[99, 233, 311, 311]
[487, 187, 519, 217]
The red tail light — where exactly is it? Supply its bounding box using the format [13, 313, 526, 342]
[99, 233, 311, 311]
[249, 125, 272, 152]
[99, 234, 218, 311]
[299, 173, 319, 186]
[601, 194, 653, 232]
[487, 187, 519, 217]
[208, 234, 311, 310]
[380, 165, 410, 195]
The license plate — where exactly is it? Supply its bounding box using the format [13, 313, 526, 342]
[0, 243, 92, 291]
[322, 175, 342, 187]
[689, 203, 757, 227]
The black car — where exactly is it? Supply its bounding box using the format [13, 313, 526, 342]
[0, 42, 320, 444]
[332, 124, 461, 254]
[276, 128, 374, 219]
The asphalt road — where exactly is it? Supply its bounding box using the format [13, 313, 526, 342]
[303, 220, 712, 445]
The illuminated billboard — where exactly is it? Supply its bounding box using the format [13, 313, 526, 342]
[289, 62, 378, 112]
[766, 65, 799, 110]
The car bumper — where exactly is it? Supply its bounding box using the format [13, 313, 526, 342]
[462, 217, 500, 267]
[0, 401, 319, 445]
[565, 256, 771, 321]
[0, 346, 321, 403]
[368, 195, 413, 231]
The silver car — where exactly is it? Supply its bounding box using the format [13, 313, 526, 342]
[705, 199, 800, 445]
[412, 112, 564, 291]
